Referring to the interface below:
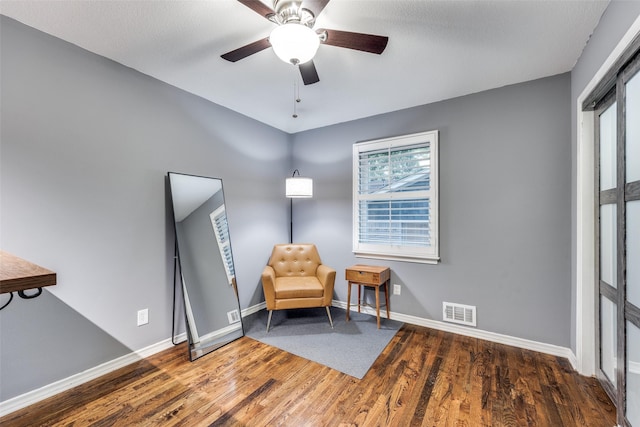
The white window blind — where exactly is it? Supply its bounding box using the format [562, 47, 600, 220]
[210, 206, 235, 285]
[353, 130, 439, 263]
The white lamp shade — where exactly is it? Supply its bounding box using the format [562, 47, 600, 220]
[286, 177, 313, 198]
[270, 23, 320, 65]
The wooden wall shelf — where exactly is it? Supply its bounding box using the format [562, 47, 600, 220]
[0, 251, 56, 295]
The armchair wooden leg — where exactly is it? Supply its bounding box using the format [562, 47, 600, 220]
[325, 306, 334, 328]
[266, 310, 273, 332]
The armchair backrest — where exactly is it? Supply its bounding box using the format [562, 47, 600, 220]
[268, 244, 322, 278]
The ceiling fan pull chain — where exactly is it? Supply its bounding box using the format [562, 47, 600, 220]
[292, 69, 300, 118]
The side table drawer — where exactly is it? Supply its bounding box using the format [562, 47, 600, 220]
[346, 269, 380, 284]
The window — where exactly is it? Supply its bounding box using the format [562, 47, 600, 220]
[353, 130, 439, 263]
[210, 206, 235, 286]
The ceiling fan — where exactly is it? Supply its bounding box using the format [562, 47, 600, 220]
[221, 0, 389, 85]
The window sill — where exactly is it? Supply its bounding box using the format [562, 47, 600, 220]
[354, 251, 440, 265]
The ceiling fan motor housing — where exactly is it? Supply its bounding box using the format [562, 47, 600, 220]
[272, 0, 315, 27]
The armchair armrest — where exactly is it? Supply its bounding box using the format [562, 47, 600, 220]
[317, 264, 336, 305]
[261, 265, 277, 310]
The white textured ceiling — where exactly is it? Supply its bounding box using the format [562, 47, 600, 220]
[0, 0, 609, 134]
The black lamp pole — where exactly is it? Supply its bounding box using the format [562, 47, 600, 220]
[290, 197, 293, 244]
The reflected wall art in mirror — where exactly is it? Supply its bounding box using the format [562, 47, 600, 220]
[168, 172, 243, 360]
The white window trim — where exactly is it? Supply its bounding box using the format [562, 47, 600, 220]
[353, 130, 439, 264]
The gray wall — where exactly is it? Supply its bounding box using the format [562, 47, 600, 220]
[292, 73, 572, 347]
[569, 1, 640, 353]
[0, 291, 132, 400]
[0, 16, 289, 401]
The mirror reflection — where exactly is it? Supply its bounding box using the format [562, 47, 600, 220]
[168, 172, 243, 360]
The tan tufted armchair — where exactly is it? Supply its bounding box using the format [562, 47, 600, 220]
[261, 244, 336, 332]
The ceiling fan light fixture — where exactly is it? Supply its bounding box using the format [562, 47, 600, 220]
[270, 23, 320, 65]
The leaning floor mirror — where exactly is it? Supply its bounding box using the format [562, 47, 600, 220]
[168, 172, 244, 361]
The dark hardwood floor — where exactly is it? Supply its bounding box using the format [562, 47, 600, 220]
[0, 324, 616, 426]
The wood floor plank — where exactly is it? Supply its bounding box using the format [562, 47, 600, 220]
[448, 335, 473, 426]
[0, 323, 616, 426]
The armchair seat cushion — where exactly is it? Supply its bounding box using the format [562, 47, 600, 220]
[274, 277, 324, 299]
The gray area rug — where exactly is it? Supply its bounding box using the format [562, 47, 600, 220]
[244, 307, 403, 379]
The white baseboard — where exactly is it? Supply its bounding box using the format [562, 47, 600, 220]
[1, 300, 579, 417]
[242, 301, 266, 317]
[330, 300, 578, 369]
[0, 334, 187, 418]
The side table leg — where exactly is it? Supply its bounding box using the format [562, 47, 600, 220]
[346, 282, 351, 322]
[357, 284, 362, 313]
[375, 284, 381, 329]
[384, 280, 390, 320]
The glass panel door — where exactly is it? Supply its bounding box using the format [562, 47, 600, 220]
[626, 70, 640, 183]
[593, 50, 640, 426]
[628, 322, 640, 426]
[597, 98, 618, 395]
[601, 295, 617, 385]
[597, 99, 617, 296]
[626, 70, 640, 310]
[600, 101, 617, 191]
[629, 201, 640, 309]
[625, 62, 640, 427]
[600, 203, 617, 289]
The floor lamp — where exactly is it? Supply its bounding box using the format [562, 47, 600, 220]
[285, 169, 313, 243]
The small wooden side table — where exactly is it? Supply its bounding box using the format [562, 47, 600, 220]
[346, 264, 390, 329]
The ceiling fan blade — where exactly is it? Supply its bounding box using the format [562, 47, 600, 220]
[301, 0, 331, 17]
[299, 61, 320, 85]
[318, 29, 388, 54]
[237, 0, 275, 20]
[221, 37, 271, 62]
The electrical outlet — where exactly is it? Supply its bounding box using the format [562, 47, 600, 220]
[137, 308, 149, 326]
[393, 284, 401, 295]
